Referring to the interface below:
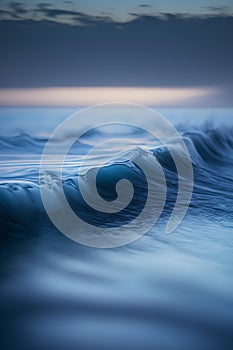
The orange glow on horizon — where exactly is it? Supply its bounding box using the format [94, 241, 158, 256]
[0, 87, 216, 107]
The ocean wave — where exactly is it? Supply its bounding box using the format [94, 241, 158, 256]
[0, 125, 233, 240]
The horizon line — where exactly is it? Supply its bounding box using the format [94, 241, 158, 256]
[0, 86, 222, 108]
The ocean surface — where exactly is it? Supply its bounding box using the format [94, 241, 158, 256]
[0, 107, 233, 350]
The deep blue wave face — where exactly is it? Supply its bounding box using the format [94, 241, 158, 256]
[0, 108, 233, 350]
[64, 163, 149, 227]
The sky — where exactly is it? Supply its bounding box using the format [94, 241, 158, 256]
[1, 0, 233, 21]
[0, 1, 233, 106]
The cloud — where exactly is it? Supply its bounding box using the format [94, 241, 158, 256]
[9, 2, 27, 15]
[36, 4, 83, 18]
[0, 2, 113, 24]
[37, 3, 51, 9]
[203, 5, 230, 13]
[129, 12, 188, 21]
[0, 9, 12, 16]
[0, 1, 28, 19]
[138, 4, 151, 8]
[35, 3, 113, 25]
[1, 3, 233, 23]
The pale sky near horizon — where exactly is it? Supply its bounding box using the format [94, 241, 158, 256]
[0, 87, 217, 107]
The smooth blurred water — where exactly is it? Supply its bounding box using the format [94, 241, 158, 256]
[0, 107, 233, 350]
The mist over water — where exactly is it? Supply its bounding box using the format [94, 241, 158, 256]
[0, 107, 233, 350]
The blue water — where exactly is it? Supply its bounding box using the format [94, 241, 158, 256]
[0, 107, 233, 350]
